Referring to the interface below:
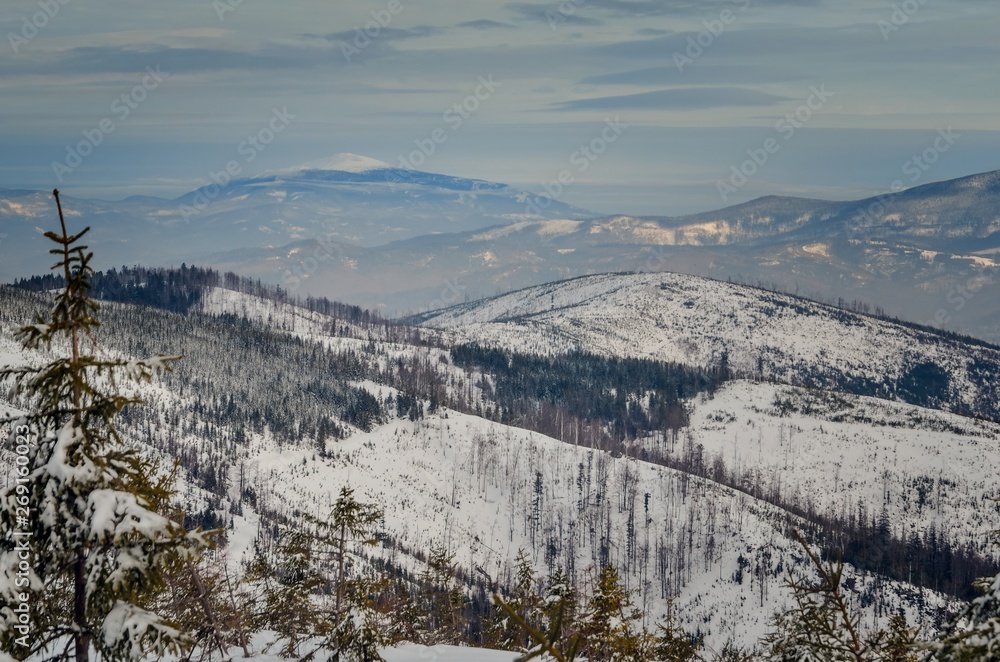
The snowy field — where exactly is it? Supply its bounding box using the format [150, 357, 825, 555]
[1, 282, 984, 655]
[237, 403, 953, 650]
[421, 272, 1000, 418]
[679, 380, 1000, 556]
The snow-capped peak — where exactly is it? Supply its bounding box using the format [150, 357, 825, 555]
[272, 153, 395, 175]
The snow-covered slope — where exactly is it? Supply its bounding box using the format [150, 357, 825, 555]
[191, 283, 1000, 562]
[265, 152, 395, 175]
[680, 380, 1000, 557]
[420, 272, 1000, 421]
[242, 404, 951, 651]
[1, 282, 989, 654]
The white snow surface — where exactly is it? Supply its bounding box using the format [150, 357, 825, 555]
[266, 152, 395, 175]
[680, 380, 1000, 556]
[381, 644, 516, 661]
[420, 271, 999, 413]
[3, 283, 991, 656]
[198, 287, 339, 336]
[241, 405, 952, 651]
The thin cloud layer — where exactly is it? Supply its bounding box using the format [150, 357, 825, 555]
[550, 87, 789, 111]
[0, 0, 996, 215]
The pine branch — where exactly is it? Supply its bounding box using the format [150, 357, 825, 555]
[790, 528, 864, 659]
[492, 593, 571, 662]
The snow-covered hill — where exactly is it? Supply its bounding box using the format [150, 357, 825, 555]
[681, 380, 1000, 558]
[419, 272, 1000, 421]
[239, 401, 952, 651]
[2, 279, 994, 654]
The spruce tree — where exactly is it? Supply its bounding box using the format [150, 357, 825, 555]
[927, 530, 1000, 661]
[765, 530, 917, 661]
[576, 565, 651, 661]
[492, 565, 583, 662]
[247, 528, 328, 659]
[0, 190, 210, 661]
[247, 487, 392, 661]
[316, 486, 387, 662]
[419, 546, 466, 643]
[654, 608, 703, 662]
[485, 549, 543, 651]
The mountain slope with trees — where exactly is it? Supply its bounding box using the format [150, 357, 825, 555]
[2, 248, 999, 658]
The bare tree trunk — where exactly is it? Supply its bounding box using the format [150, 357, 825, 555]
[221, 564, 251, 656]
[188, 562, 231, 660]
[74, 551, 90, 662]
[336, 520, 346, 621]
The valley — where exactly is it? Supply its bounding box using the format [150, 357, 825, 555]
[3, 269, 998, 655]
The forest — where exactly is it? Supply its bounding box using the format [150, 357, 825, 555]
[5, 267, 999, 610]
[1, 216, 999, 660]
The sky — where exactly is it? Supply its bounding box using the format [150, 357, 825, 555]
[1, 0, 999, 216]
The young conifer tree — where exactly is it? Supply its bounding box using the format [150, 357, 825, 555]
[484, 549, 543, 651]
[313, 486, 388, 661]
[419, 546, 466, 643]
[492, 565, 583, 662]
[0, 190, 210, 662]
[927, 529, 1000, 661]
[247, 486, 391, 661]
[576, 564, 651, 661]
[764, 529, 917, 662]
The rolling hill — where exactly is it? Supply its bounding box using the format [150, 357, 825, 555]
[4, 269, 999, 652]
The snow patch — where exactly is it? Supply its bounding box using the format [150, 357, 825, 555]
[267, 153, 395, 175]
[801, 242, 830, 258]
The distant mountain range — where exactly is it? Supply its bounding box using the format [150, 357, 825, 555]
[206, 168, 1000, 342]
[1, 155, 998, 341]
[0, 152, 590, 281]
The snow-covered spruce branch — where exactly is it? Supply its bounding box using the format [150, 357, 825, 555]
[0, 190, 210, 662]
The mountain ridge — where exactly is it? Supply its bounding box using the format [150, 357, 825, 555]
[3, 160, 999, 342]
[2, 278, 992, 650]
[420, 271, 1000, 422]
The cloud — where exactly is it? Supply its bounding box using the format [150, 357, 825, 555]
[550, 87, 789, 111]
[635, 28, 671, 36]
[578, 65, 804, 86]
[520, 0, 823, 21]
[307, 25, 443, 42]
[509, 3, 604, 26]
[579, 66, 673, 85]
[0, 42, 340, 77]
[456, 19, 516, 30]
[593, 23, 999, 68]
